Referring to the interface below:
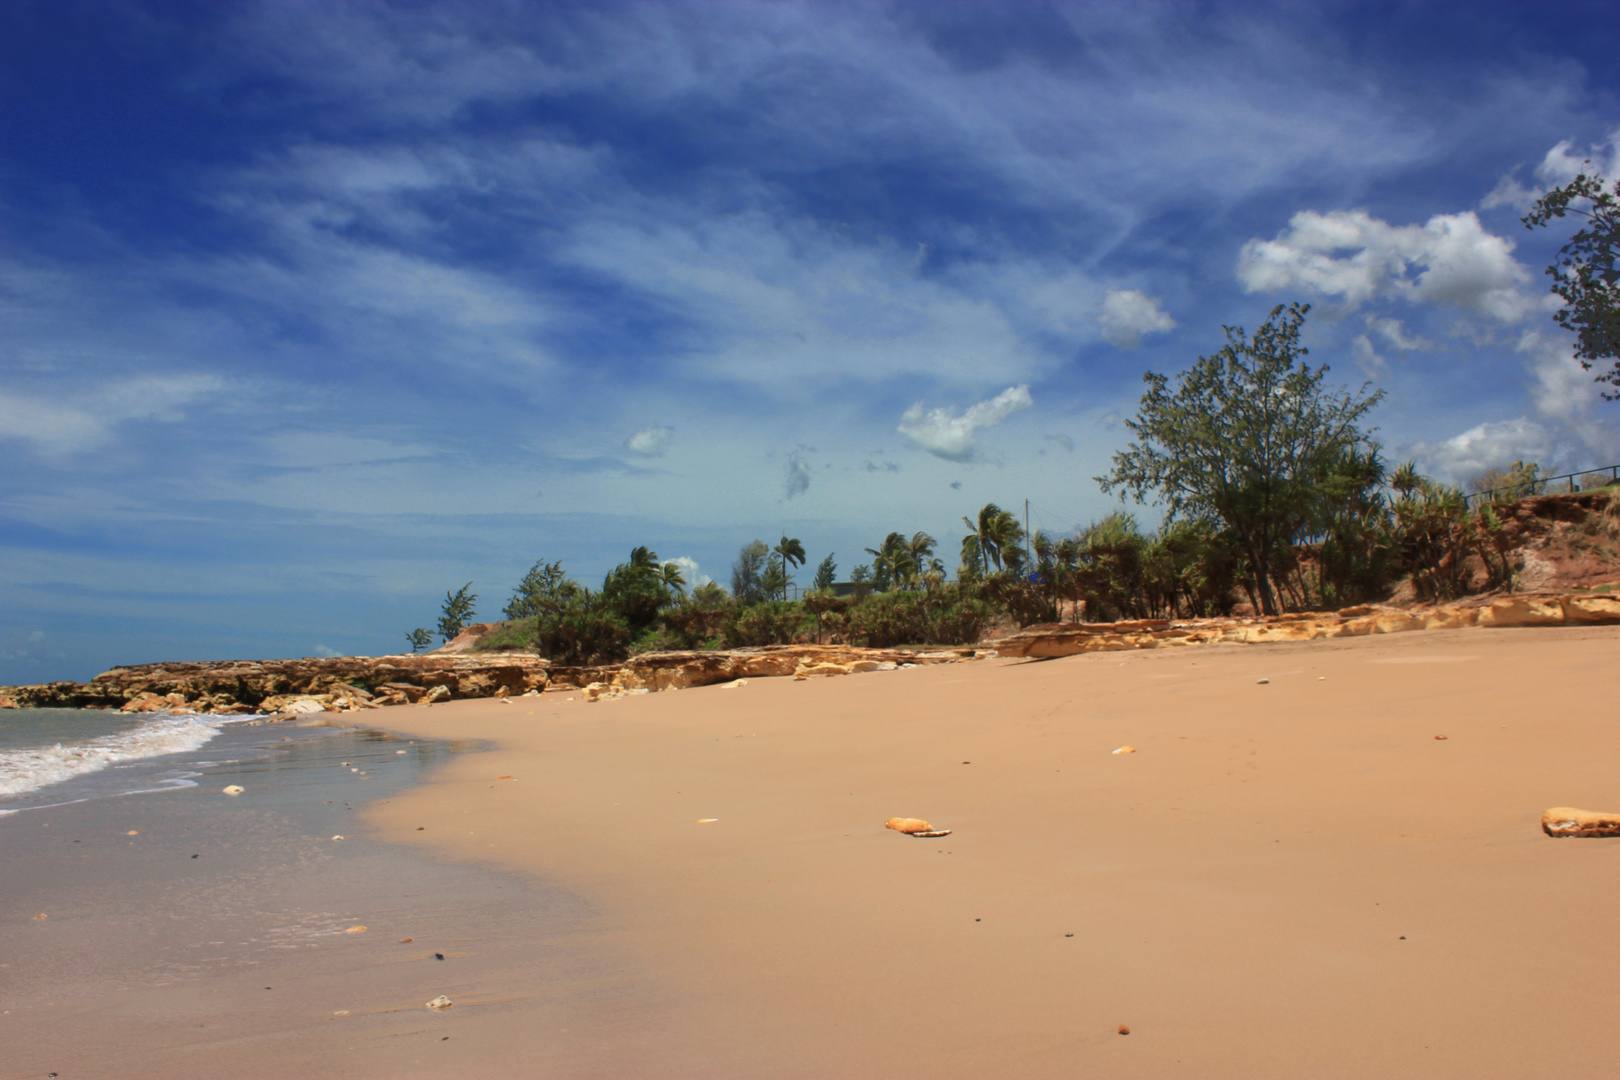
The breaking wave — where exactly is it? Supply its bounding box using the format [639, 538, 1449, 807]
[0, 713, 230, 800]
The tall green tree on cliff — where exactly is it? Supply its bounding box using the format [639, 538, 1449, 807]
[1525, 169, 1620, 399]
[1098, 303, 1383, 616]
[438, 582, 478, 642]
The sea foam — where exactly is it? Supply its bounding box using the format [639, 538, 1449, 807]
[0, 713, 229, 799]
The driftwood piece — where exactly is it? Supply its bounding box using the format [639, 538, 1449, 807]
[1542, 807, 1620, 837]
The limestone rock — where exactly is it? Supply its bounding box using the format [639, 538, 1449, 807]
[1543, 807, 1620, 838]
[992, 589, 1620, 660]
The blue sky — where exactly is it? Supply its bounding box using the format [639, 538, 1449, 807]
[4, 1, 1620, 682]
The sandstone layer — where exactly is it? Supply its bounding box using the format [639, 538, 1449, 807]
[990, 590, 1620, 658]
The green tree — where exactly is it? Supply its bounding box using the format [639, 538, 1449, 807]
[812, 552, 837, 592]
[772, 536, 806, 599]
[405, 627, 433, 653]
[658, 561, 688, 600]
[503, 560, 579, 620]
[1098, 303, 1384, 616]
[600, 547, 671, 634]
[904, 532, 936, 586]
[960, 503, 1024, 575]
[438, 582, 477, 642]
[731, 541, 770, 605]
[1524, 170, 1620, 399]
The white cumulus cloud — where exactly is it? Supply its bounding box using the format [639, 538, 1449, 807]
[1484, 131, 1620, 211]
[1237, 209, 1538, 322]
[624, 425, 674, 456]
[898, 385, 1033, 461]
[1097, 288, 1175, 348]
[1410, 329, 1619, 483]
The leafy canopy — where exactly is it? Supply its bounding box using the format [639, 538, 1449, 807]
[1097, 303, 1383, 615]
[1525, 170, 1620, 399]
[438, 582, 478, 642]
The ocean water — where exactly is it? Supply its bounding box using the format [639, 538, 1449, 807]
[0, 707, 254, 813]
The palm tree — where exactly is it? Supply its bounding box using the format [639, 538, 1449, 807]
[905, 531, 936, 586]
[773, 536, 806, 600]
[865, 532, 917, 591]
[659, 561, 687, 600]
[627, 546, 661, 574]
[962, 503, 1023, 574]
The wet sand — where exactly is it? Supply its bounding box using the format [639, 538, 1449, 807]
[8, 625, 1619, 1077]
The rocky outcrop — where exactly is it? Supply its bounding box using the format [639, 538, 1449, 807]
[0, 654, 552, 714]
[0, 644, 979, 714]
[991, 590, 1620, 659]
[1543, 807, 1620, 838]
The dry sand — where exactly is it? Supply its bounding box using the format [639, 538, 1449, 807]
[347, 624, 1620, 1078]
[10, 625, 1618, 1078]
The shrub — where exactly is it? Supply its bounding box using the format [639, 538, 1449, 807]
[731, 601, 812, 646]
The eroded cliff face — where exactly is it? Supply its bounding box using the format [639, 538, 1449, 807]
[0, 645, 977, 715]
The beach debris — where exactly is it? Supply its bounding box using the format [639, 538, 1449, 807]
[128, 830, 138, 835]
[1118, 1025, 1130, 1035]
[495, 775, 515, 781]
[696, 818, 719, 823]
[1257, 678, 1270, 685]
[32, 913, 47, 920]
[396, 749, 407, 753]
[435, 953, 445, 960]
[1543, 807, 1620, 837]
[719, 679, 749, 690]
[426, 995, 453, 1010]
[345, 925, 367, 934]
[222, 784, 245, 795]
[333, 1010, 349, 1016]
[499, 698, 512, 704]
[399, 937, 414, 943]
[1111, 746, 1136, 755]
[332, 835, 346, 841]
[886, 817, 952, 838]
[1434, 734, 1448, 740]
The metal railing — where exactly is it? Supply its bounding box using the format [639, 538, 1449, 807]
[1462, 464, 1620, 507]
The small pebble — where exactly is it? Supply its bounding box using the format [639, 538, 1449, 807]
[1118, 1025, 1130, 1035]
[1257, 678, 1270, 685]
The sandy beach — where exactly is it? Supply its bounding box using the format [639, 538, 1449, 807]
[8, 624, 1620, 1078]
[360, 623, 1619, 1078]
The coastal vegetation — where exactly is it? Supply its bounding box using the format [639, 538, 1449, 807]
[1524, 167, 1620, 399]
[411, 302, 1618, 662]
